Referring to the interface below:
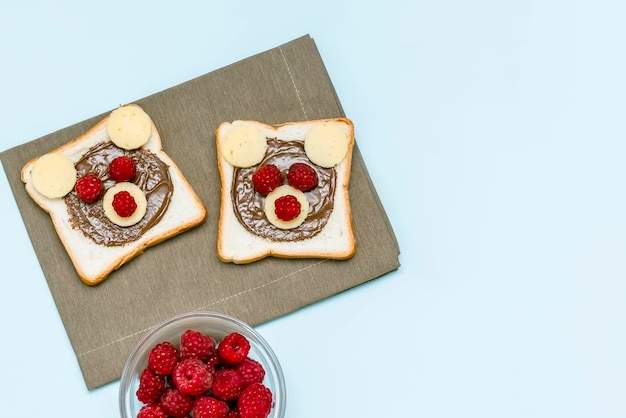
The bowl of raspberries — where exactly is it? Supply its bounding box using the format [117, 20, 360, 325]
[119, 311, 286, 418]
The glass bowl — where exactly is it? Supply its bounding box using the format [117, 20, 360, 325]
[119, 311, 286, 418]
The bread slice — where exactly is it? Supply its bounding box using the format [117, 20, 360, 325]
[216, 118, 356, 264]
[21, 104, 207, 285]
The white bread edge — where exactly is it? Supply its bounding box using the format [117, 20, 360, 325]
[216, 118, 356, 264]
[21, 104, 207, 285]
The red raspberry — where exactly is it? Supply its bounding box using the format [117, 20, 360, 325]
[108, 155, 136, 182]
[287, 162, 318, 191]
[218, 333, 251, 365]
[205, 351, 222, 369]
[235, 358, 265, 388]
[251, 164, 282, 194]
[160, 388, 194, 418]
[112, 190, 137, 217]
[193, 395, 230, 418]
[237, 383, 273, 418]
[137, 404, 168, 418]
[172, 358, 214, 396]
[75, 174, 102, 203]
[181, 329, 217, 361]
[136, 368, 166, 404]
[148, 341, 180, 376]
[273, 194, 301, 221]
[212, 368, 243, 401]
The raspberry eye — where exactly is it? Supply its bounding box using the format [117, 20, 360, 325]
[252, 164, 282, 194]
[287, 162, 318, 191]
[75, 174, 102, 203]
[109, 155, 137, 182]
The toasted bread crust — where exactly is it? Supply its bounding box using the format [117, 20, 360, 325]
[216, 118, 356, 264]
[21, 104, 207, 285]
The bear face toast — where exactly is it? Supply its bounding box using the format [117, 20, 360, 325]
[215, 118, 356, 264]
[21, 104, 207, 285]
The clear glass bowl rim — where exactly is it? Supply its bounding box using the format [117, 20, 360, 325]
[118, 310, 286, 418]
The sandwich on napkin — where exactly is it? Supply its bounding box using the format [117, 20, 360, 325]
[216, 118, 356, 263]
[21, 104, 207, 285]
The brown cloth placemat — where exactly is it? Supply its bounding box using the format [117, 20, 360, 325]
[0, 34, 400, 390]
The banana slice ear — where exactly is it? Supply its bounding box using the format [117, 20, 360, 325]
[221, 125, 268, 168]
[304, 122, 349, 168]
[107, 105, 152, 150]
[31, 153, 77, 198]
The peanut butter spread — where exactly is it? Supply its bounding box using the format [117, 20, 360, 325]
[65, 141, 173, 246]
[232, 138, 336, 241]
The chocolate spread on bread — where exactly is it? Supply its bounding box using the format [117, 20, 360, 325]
[65, 141, 173, 246]
[232, 138, 335, 241]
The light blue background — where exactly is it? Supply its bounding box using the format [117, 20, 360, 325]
[1, 1, 625, 416]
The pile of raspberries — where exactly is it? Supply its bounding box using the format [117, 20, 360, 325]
[135, 330, 274, 418]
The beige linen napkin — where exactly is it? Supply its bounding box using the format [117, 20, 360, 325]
[0, 35, 400, 389]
